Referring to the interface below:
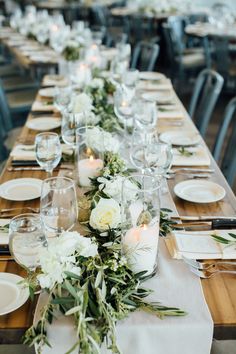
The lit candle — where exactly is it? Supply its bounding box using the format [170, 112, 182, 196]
[119, 101, 132, 116]
[78, 155, 103, 187]
[123, 223, 159, 275]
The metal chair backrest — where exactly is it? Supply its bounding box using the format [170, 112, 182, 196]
[0, 80, 12, 135]
[189, 69, 224, 137]
[211, 36, 230, 78]
[167, 16, 186, 54]
[213, 97, 236, 162]
[131, 41, 159, 71]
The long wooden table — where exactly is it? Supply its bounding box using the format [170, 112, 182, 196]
[0, 77, 236, 344]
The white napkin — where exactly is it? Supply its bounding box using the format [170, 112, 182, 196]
[0, 219, 10, 245]
[158, 109, 185, 119]
[137, 79, 173, 91]
[172, 146, 211, 166]
[166, 229, 236, 260]
[42, 75, 69, 87]
[10, 144, 73, 161]
[31, 101, 55, 112]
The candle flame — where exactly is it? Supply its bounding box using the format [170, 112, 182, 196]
[89, 155, 94, 162]
[121, 101, 128, 107]
[142, 224, 148, 230]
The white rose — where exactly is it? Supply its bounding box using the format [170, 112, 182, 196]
[102, 176, 139, 202]
[90, 78, 104, 89]
[37, 274, 54, 289]
[72, 93, 93, 114]
[90, 198, 121, 231]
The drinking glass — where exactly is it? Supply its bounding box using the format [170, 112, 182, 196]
[114, 85, 135, 144]
[9, 214, 46, 271]
[134, 97, 158, 140]
[40, 177, 78, 238]
[122, 174, 160, 276]
[35, 132, 62, 177]
[122, 69, 139, 90]
[145, 142, 173, 194]
[54, 86, 72, 113]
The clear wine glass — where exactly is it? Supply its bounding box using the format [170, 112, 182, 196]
[134, 97, 158, 142]
[35, 132, 62, 177]
[9, 214, 47, 272]
[54, 86, 72, 113]
[145, 142, 173, 194]
[114, 85, 135, 145]
[40, 177, 78, 238]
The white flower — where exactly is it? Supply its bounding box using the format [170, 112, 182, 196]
[90, 198, 121, 231]
[99, 176, 138, 202]
[72, 93, 93, 114]
[37, 231, 97, 289]
[86, 127, 120, 153]
[90, 78, 104, 89]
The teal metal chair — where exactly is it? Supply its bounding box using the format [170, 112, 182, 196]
[130, 41, 159, 71]
[212, 97, 236, 186]
[188, 69, 224, 137]
[213, 97, 236, 162]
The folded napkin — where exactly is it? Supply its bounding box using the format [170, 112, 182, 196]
[165, 229, 236, 260]
[137, 79, 173, 91]
[158, 108, 185, 119]
[0, 219, 10, 245]
[10, 144, 73, 161]
[42, 75, 69, 87]
[172, 146, 211, 166]
[31, 101, 55, 112]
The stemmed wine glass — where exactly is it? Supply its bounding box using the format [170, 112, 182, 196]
[133, 97, 158, 143]
[114, 85, 135, 145]
[9, 214, 47, 272]
[54, 86, 72, 113]
[35, 132, 62, 177]
[40, 177, 78, 238]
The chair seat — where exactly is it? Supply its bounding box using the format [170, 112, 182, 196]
[182, 52, 205, 67]
[7, 89, 37, 111]
[3, 76, 38, 92]
[184, 47, 204, 55]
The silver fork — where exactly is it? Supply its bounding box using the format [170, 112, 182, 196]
[182, 256, 236, 271]
[188, 266, 236, 279]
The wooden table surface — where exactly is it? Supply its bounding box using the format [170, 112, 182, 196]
[0, 78, 236, 343]
[0, 30, 58, 71]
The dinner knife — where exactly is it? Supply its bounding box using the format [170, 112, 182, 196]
[171, 216, 236, 221]
[11, 160, 39, 167]
[173, 218, 236, 230]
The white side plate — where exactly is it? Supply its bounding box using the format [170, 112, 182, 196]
[27, 117, 61, 131]
[174, 180, 226, 203]
[39, 88, 56, 98]
[0, 273, 29, 315]
[160, 131, 201, 146]
[0, 178, 42, 201]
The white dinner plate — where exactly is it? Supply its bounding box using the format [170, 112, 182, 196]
[174, 180, 226, 203]
[160, 131, 201, 146]
[0, 178, 42, 201]
[0, 273, 29, 315]
[142, 91, 174, 104]
[139, 72, 166, 81]
[30, 55, 54, 63]
[39, 87, 56, 98]
[27, 117, 61, 131]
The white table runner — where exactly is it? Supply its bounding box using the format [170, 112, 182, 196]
[34, 187, 213, 354]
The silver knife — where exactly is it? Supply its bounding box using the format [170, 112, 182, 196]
[171, 216, 236, 221]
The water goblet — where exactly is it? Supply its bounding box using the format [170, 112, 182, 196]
[9, 214, 47, 272]
[40, 177, 78, 238]
[54, 86, 72, 113]
[35, 132, 62, 177]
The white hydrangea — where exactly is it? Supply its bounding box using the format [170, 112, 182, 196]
[71, 93, 93, 114]
[98, 176, 139, 202]
[86, 127, 120, 153]
[37, 231, 98, 289]
[89, 78, 104, 90]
